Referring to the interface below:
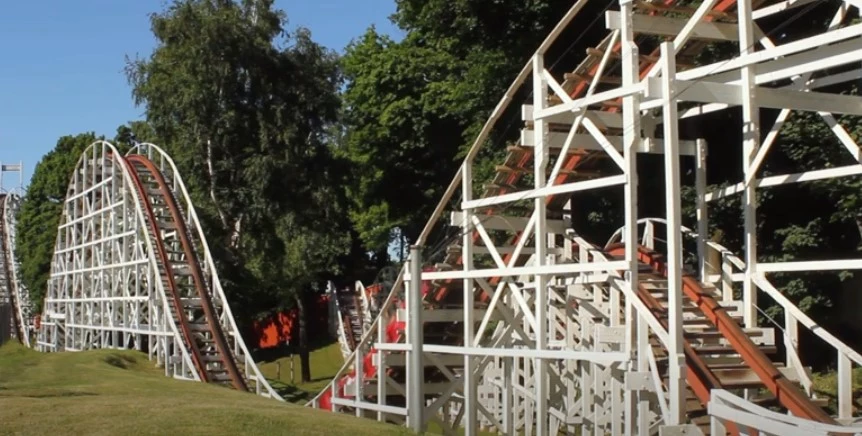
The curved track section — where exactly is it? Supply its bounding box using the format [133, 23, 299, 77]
[37, 141, 280, 399]
[309, 0, 862, 434]
[0, 191, 31, 345]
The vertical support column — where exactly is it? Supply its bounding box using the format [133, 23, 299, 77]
[408, 245, 424, 433]
[660, 41, 686, 425]
[785, 312, 798, 370]
[355, 345, 364, 418]
[563, 200, 574, 261]
[377, 297, 388, 421]
[462, 162, 478, 436]
[838, 351, 852, 420]
[531, 52, 549, 436]
[695, 139, 708, 282]
[503, 356, 514, 435]
[721, 252, 733, 303]
[619, 1, 642, 433]
[738, 0, 760, 328]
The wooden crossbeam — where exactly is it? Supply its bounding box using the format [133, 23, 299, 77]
[606, 11, 740, 41]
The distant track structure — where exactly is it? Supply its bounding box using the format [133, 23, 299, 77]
[1, 161, 31, 346]
[35, 143, 281, 399]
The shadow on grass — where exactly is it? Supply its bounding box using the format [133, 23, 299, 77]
[267, 379, 316, 404]
[103, 353, 138, 369]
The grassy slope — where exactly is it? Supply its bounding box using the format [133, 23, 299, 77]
[0, 343, 408, 436]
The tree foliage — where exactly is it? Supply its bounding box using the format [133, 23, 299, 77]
[125, 0, 350, 381]
[339, 0, 574, 255]
[125, 0, 348, 316]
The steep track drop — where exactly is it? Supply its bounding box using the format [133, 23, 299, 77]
[125, 155, 247, 391]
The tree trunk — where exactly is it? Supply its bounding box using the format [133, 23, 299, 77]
[294, 292, 312, 383]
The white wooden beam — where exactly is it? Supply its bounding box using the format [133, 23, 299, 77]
[520, 129, 697, 156]
[606, 10, 739, 41]
[752, 0, 818, 20]
[645, 79, 862, 116]
[680, 68, 862, 120]
[404, 260, 627, 281]
[461, 174, 626, 210]
[758, 259, 862, 272]
[678, 24, 862, 82]
[450, 211, 567, 234]
[523, 105, 623, 130]
[397, 308, 495, 323]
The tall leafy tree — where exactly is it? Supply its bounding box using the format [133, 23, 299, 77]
[339, 1, 575, 257]
[125, 0, 348, 381]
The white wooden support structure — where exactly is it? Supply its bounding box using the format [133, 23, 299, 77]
[34, 142, 281, 400]
[305, 1, 862, 435]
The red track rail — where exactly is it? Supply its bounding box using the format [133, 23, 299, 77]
[125, 155, 247, 391]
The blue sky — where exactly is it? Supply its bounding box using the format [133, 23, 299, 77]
[0, 0, 402, 188]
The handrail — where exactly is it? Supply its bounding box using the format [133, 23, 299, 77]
[331, 285, 353, 360]
[609, 243, 838, 425]
[128, 143, 282, 400]
[570, 235, 673, 348]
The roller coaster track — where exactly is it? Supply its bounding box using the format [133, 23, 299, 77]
[605, 243, 838, 429]
[125, 154, 247, 390]
[314, 0, 862, 434]
[0, 191, 30, 345]
[17, 0, 862, 432]
[37, 143, 279, 399]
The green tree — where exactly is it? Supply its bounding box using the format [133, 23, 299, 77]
[339, 1, 574, 257]
[125, 0, 348, 382]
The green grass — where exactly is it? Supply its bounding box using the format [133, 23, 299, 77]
[811, 366, 862, 415]
[0, 342, 410, 436]
[255, 343, 498, 435]
[256, 341, 346, 404]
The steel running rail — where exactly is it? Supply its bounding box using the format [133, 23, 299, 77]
[124, 154, 248, 391]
